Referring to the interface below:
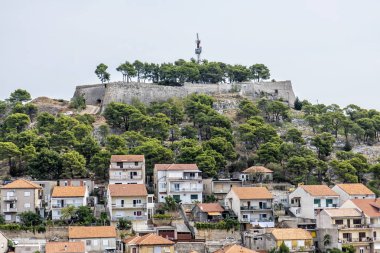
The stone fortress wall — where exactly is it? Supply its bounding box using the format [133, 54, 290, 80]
[73, 81, 296, 110]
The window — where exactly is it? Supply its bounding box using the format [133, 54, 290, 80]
[326, 199, 333, 206]
[134, 211, 142, 216]
[117, 162, 123, 168]
[359, 248, 364, 253]
[173, 195, 180, 202]
[103, 240, 109, 246]
[314, 199, 321, 207]
[24, 203, 31, 208]
[335, 220, 343, 225]
[93, 240, 98, 246]
[5, 215, 11, 221]
[353, 219, 362, 225]
[86, 240, 91, 246]
[191, 194, 198, 200]
[24, 191, 31, 197]
[297, 240, 305, 247]
[135, 162, 138, 166]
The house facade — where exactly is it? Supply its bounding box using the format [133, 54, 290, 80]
[225, 187, 274, 228]
[289, 185, 339, 219]
[107, 184, 154, 229]
[240, 166, 273, 183]
[341, 198, 380, 253]
[192, 203, 224, 222]
[51, 186, 88, 220]
[317, 208, 372, 253]
[332, 184, 376, 206]
[68, 226, 117, 252]
[154, 164, 203, 204]
[123, 233, 175, 253]
[203, 178, 243, 204]
[109, 155, 145, 184]
[0, 179, 43, 223]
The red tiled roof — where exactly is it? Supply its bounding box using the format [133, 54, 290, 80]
[108, 184, 147, 197]
[68, 226, 116, 238]
[154, 164, 199, 171]
[124, 233, 175, 245]
[45, 241, 85, 253]
[52, 186, 86, 197]
[231, 187, 273, 200]
[1, 179, 42, 189]
[243, 166, 273, 174]
[111, 155, 144, 162]
[300, 185, 339, 196]
[197, 203, 224, 213]
[335, 184, 375, 195]
[213, 244, 258, 253]
[351, 199, 380, 217]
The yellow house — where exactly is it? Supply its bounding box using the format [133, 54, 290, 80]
[270, 228, 314, 252]
[123, 233, 175, 253]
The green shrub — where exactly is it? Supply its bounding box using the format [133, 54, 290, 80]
[195, 218, 239, 231]
[153, 214, 172, 219]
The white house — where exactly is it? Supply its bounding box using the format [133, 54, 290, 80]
[154, 164, 203, 204]
[225, 187, 274, 228]
[332, 183, 376, 206]
[68, 226, 117, 252]
[109, 155, 145, 184]
[51, 186, 88, 220]
[289, 185, 339, 219]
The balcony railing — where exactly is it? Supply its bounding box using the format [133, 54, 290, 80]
[112, 215, 147, 221]
[240, 218, 274, 223]
[168, 176, 202, 180]
[337, 224, 369, 229]
[3, 208, 17, 212]
[52, 204, 82, 209]
[369, 224, 380, 228]
[109, 175, 143, 180]
[3, 196, 17, 201]
[111, 203, 146, 208]
[170, 187, 203, 192]
[341, 237, 372, 243]
[314, 203, 338, 208]
[240, 206, 272, 211]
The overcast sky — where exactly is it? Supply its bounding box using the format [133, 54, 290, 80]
[1, 1, 379, 109]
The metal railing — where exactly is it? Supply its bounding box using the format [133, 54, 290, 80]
[240, 206, 272, 210]
[111, 203, 146, 208]
[3, 208, 17, 212]
[109, 175, 143, 180]
[341, 237, 372, 243]
[112, 215, 147, 221]
[3, 196, 17, 201]
[170, 187, 202, 192]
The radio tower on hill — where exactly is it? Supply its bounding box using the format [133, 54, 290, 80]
[195, 33, 202, 63]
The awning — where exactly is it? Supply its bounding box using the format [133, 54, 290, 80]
[208, 212, 222, 216]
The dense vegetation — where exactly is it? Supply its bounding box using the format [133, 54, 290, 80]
[1, 89, 380, 195]
[95, 59, 271, 85]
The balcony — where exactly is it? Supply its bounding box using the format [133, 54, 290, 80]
[240, 206, 272, 211]
[3, 208, 17, 212]
[111, 203, 146, 209]
[3, 196, 17, 201]
[240, 218, 274, 227]
[109, 175, 143, 181]
[314, 203, 338, 208]
[369, 224, 380, 228]
[337, 224, 369, 229]
[51, 203, 82, 209]
[168, 176, 202, 181]
[170, 187, 203, 192]
[341, 237, 372, 243]
[112, 215, 147, 221]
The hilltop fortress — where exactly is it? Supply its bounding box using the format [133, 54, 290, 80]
[73, 81, 296, 110]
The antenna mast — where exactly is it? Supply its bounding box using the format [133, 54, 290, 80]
[195, 33, 202, 63]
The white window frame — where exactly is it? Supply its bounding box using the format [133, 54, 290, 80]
[24, 191, 31, 197]
[24, 203, 31, 208]
[103, 239, 109, 246]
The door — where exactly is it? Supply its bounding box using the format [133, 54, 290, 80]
[174, 184, 180, 192]
[359, 232, 366, 242]
[120, 200, 124, 207]
[347, 219, 351, 228]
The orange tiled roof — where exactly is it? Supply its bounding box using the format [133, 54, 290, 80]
[243, 166, 273, 174]
[154, 164, 199, 171]
[300, 185, 339, 196]
[124, 233, 175, 245]
[197, 203, 224, 213]
[213, 244, 258, 253]
[52, 186, 86, 198]
[232, 187, 273, 200]
[111, 155, 144, 162]
[68, 226, 116, 239]
[335, 183, 375, 195]
[1, 179, 42, 189]
[271, 228, 312, 240]
[108, 184, 147, 197]
[45, 241, 85, 253]
[351, 199, 380, 217]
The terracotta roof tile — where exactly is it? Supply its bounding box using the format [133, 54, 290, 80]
[324, 208, 362, 217]
[154, 164, 199, 171]
[108, 184, 147, 197]
[231, 187, 273, 200]
[45, 241, 85, 253]
[68, 226, 116, 239]
[300, 185, 339, 196]
[197, 203, 224, 213]
[52, 186, 86, 198]
[124, 233, 175, 245]
[350, 199, 380, 217]
[213, 244, 258, 253]
[1, 179, 42, 189]
[243, 166, 273, 174]
[335, 184, 375, 195]
[111, 155, 144, 162]
[271, 228, 312, 240]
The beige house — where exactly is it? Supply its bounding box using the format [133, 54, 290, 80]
[51, 186, 88, 220]
[109, 155, 145, 184]
[203, 178, 243, 204]
[341, 198, 380, 253]
[68, 226, 117, 252]
[123, 233, 175, 253]
[240, 166, 273, 183]
[45, 241, 85, 253]
[225, 187, 274, 228]
[245, 228, 314, 252]
[289, 185, 339, 219]
[332, 183, 376, 206]
[107, 184, 154, 229]
[0, 179, 42, 222]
